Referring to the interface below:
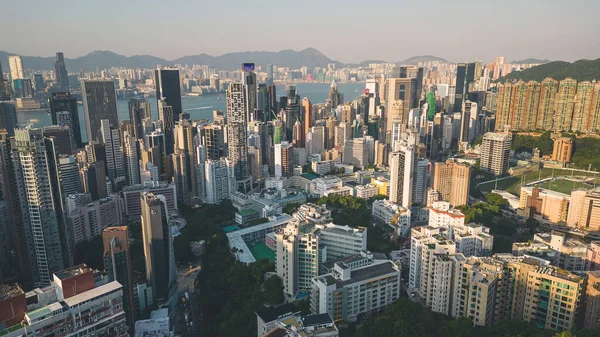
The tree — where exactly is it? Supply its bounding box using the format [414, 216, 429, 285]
[263, 275, 284, 304]
[485, 192, 509, 208]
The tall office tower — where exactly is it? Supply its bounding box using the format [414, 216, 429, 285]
[157, 97, 175, 155]
[100, 120, 125, 181]
[267, 84, 277, 117]
[54, 52, 69, 91]
[454, 63, 468, 112]
[155, 68, 183, 117]
[129, 98, 151, 139]
[81, 161, 109, 201]
[140, 192, 178, 313]
[266, 64, 274, 86]
[386, 77, 417, 122]
[257, 83, 270, 121]
[492, 56, 505, 80]
[8, 56, 24, 80]
[389, 141, 415, 208]
[274, 141, 293, 177]
[226, 82, 251, 192]
[343, 138, 369, 168]
[309, 125, 325, 155]
[302, 97, 312, 135]
[426, 91, 436, 121]
[480, 132, 511, 176]
[58, 155, 81, 197]
[536, 78, 559, 130]
[243, 68, 257, 123]
[33, 74, 45, 91]
[571, 81, 595, 132]
[174, 120, 197, 198]
[494, 82, 512, 131]
[43, 125, 73, 154]
[123, 131, 140, 186]
[103, 226, 136, 329]
[285, 85, 301, 141]
[172, 149, 189, 201]
[81, 80, 118, 142]
[292, 120, 304, 147]
[325, 117, 337, 150]
[49, 92, 82, 148]
[432, 160, 471, 207]
[12, 128, 65, 286]
[0, 102, 18, 136]
[340, 103, 354, 123]
[326, 80, 342, 111]
[555, 78, 578, 131]
[200, 124, 224, 160]
[204, 158, 235, 204]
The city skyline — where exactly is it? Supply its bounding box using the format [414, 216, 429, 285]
[3, 0, 600, 64]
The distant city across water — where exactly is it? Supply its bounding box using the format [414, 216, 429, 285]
[16, 82, 366, 143]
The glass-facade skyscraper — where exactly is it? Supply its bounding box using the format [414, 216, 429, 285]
[81, 80, 119, 142]
[155, 68, 183, 117]
[50, 92, 82, 148]
[54, 52, 69, 91]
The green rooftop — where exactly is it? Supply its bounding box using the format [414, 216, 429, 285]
[26, 306, 52, 321]
[237, 209, 259, 216]
[250, 243, 275, 263]
[301, 172, 319, 180]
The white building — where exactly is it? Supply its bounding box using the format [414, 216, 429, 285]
[354, 184, 378, 199]
[204, 157, 236, 204]
[389, 140, 415, 208]
[312, 160, 336, 175]
[371, 199, 411, 236]
[480, 132, 511, 176]
[342, 138, 368, 168]
[134, 309, 174, 337]
[311, 260, 401, 323]
[67, 194, 122, 244]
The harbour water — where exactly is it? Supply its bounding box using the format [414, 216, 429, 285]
[16, 82, 365, 142]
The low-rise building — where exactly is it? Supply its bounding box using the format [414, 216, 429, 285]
[256, 303, 300, 337]
[134, 308, 174, 337]
[512, 231, 588, 272]
[371, 199, 411, 236]
[370, 176, 390, 196]
[519, 186, 569, 223]
[354, 184, 379, 199]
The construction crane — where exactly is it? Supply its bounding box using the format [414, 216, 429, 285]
[389, 203, 411, 245]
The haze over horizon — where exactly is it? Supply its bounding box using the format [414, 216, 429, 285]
[4, 0, 600, 64]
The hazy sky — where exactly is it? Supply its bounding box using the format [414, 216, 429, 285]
[3, 0, 600, 63]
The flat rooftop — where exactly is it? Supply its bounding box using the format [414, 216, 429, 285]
[54, 264, 92, 280]
[63, 281, 121, 307]
[337, 261, 398, 287]
[0, 284, 23, 301]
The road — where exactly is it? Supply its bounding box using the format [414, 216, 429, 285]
[175, 262, 202, 336]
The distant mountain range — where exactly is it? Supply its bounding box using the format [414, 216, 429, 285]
[0, 49, 456, 72]
[0, 48, 343, 72]
[511, 58, 552, 64]
[497, 58, 600, 82]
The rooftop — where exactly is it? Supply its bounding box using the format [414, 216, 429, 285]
[63, 281, 121, 307]
[0, 284, 23, 301]
[54, 264, 92, 280]
[335, 261, 398, 287]
[303, 313, 334, 327]
[256, 303, 300, 323]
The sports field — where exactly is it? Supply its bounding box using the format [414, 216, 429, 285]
[250, 242, 275, 263]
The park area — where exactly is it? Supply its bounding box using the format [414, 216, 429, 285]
[474, 168, 600, 196]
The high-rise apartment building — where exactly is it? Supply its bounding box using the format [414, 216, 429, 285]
[567, 189, 600, 230]
[157, 97, 175, 155]
[226, 82, 251, 192]
[155, 68, 183, 117]
[8, 56, 24, 80]
[479, 132, 511, 176]
[571, 81, 596, 132]
[302, 97, 312, 135]
[555, 78, 578, 131]
[54, 52, 69, 91]
[123, 131, 140, 186]
[174, 120, 197, 198]
[584, 271, 600, 329]
[389, 141, 415, 208]
[67, 195, 121, 244]
[141, 192, 178, 314]
[200, 123, 224, 160]
[285, 85, 301, 142]
[432, 160, 470, 207]
[81, 80, 118, 142]
[274, 141, 293, 178]
[204, 158, 235, 204]
[537, 78, 559, 130]
[12, 128, 65, 286]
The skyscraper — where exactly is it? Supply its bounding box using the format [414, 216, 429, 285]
[50, 92, 82, 148]
[266, 63, 274, 86]
[302, 97, 312, 135]
[8, 56, 24, 80]
[285, 85, 301, 141]
[155, 68, 183, 117]
[100, 119, 125, 181]
[480, 132, 511, 176]
[274, 141, 293, 177]
[0, 102, 18, 136]
[0, 61, 7, 100]
[158, 97, 175, 155]
[257, 83, 270, 122]
[243, 68, 257, 123]
[226, 82, 251, 192]
[81, 80, 118, 142]
[129, 98, 151, 140]
[537, 78, 558, 130]
[572, 81, 595, 132]
[326, 80, 343, 111]
[103, 226, 136, 330]
[389, 141, 415, 208]
[123, 131, 140, 186]
[12, 128, 66, 286]
[174, 120, 197, 199]
[141, 192, 178, 312]
[54, 52, 69, 91]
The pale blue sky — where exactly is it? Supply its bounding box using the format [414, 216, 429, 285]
[3, 0, 599, 63]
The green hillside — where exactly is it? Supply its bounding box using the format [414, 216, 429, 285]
[497, 58, 600, 82]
